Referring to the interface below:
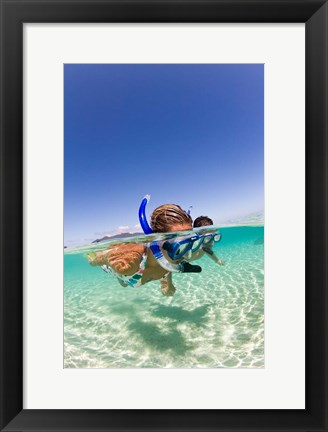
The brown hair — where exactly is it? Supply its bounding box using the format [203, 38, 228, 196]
[193, 216, 213, 228]
[91, 243, 146, 275]
[150, 204, 193, 233]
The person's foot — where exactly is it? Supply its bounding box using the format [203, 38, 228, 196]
[87, 252, 97, 264]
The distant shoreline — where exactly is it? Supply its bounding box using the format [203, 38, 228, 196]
[64, 223, 264, 252]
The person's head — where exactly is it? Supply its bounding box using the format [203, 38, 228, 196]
[150, 204, 193, 233]
[193, 216, 213, 228]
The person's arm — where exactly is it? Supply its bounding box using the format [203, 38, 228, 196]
[88, 243, 146, 275]
[160, 272, 176, 296]
[202, 247, 224, 265]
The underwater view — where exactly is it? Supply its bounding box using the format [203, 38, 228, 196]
[64, 225, 264, 369]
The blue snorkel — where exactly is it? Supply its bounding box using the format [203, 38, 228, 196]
[138, 195, 153, 235]
[138, 196, 201, 273]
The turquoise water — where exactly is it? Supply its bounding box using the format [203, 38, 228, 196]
[64, 225, 264, 368]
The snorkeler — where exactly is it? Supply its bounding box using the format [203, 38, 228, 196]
[189, 216, 225, 265]
[88, 198, 202, 297]
[159, 215, 224, 265]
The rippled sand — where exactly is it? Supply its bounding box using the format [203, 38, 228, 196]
[64, 226, 264, 368]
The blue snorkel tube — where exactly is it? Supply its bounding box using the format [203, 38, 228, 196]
[138, 195, 153, 235]
[138, 196, 201, 273]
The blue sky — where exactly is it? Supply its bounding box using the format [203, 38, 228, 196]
[64, 64, 263, 246]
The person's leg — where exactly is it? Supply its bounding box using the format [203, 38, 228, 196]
[160, 272, 176, 296]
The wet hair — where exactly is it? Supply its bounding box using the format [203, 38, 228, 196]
[150, 204, 193, 233]
[193, 216, 213, 228]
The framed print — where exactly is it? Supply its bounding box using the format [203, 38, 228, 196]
[0, 1, 327, 432]
[24, 24, 305, 411]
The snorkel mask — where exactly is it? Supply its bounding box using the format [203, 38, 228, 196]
[138, 195, 201, 273]
[162, 232, 222, 261]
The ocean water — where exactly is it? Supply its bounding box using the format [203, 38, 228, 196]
[64, 225, 264, 368]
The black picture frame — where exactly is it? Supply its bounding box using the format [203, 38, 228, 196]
[0, 1, 327, 431]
